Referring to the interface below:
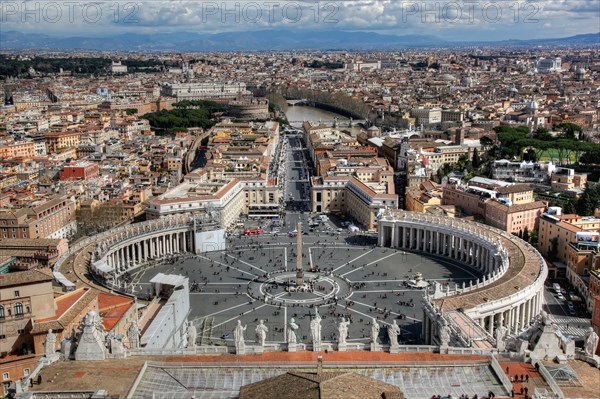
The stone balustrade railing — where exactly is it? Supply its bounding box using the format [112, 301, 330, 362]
[381, 210, 547, 311]
[54, 214, 219, 274]
[471, 249, 546, 317]
[381, 211, 511, 294]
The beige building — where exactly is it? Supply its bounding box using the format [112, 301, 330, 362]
[310, 176, 398, 231]
[484, 200, 546, 235]
[0, 269, 54, 394]
[0, 196, 77, 240]
[405, 181, 442, 213]
[44, 131, 81, 153]
[146, 176, 280, 226]
[0, 238, 68, 269]
[550, 168, 587, 193]
[538, 212, 600, 265]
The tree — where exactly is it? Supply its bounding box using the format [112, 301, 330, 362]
[523, 227, 530, 242]
[532, 127, 552, 141]
[480, 136, 494, 147]
[576, 183, 600, 216]
[523, 148, 537, 162]
[548, 237, 559, 261]
[556, 122, 582, 140]
[472, 148, 481, 168]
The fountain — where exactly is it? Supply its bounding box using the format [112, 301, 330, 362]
[407, 272, 430, 288]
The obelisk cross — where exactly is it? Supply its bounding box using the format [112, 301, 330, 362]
[296, 221, 304, 286]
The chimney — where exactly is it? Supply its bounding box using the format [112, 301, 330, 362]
[317, 355, 323, 376]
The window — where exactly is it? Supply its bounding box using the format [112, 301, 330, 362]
[2, 373, 7, 381]
[23, 369, 30, 377]
[0, 307, 3, 319]
[14, 302, 23, 316]
[17, 329, 24, 334]
[14, 291, 19, 298]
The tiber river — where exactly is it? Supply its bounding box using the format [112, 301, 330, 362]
[284, 105, 363, 136]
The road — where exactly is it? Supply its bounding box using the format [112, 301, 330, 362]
[542, 285, 592, 339]
[281, 134, 310, 221]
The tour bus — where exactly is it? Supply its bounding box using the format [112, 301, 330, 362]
[244, 229, 263, 236]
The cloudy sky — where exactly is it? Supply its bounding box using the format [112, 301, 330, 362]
[1, 0, 598, 40]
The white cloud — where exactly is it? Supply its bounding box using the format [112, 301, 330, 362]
[0, 0, 597, 40]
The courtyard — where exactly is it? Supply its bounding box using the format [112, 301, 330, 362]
[130, 233, 482, 347]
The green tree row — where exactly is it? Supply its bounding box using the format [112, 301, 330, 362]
[142, 102, 225, 133]
[495, 123, 598, 164]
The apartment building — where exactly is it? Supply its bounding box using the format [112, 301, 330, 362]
[484, 200, 546, 235]
[0, 238, 68, 269]
[550, 167, 587, 193]
[442, 180, 545, 233]
[160, 82, 250, 101]
[0, 141, 36, 159]
[59, 161, 100, 181]
[0, 196, 77, 239]
[538, 210, 600, 265]
[492, 160, 556, 184]
[565, 232, 600, 311]
[0, 269, 54, 395]
[410, 107, 442, 126]
[405, 181, 443, 213]
[146, 177, 279, 226]
[310, 176, 398, 231]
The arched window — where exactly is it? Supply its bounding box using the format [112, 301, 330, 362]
[14, 302, 23, 316]
[0, 306, 4, 319]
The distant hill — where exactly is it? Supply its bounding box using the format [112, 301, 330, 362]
[0, 30, 598, 51]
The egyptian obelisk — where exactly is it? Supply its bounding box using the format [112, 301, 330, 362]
[296, 221, 304, 286]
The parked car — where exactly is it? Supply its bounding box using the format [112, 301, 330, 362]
[567, 301, 575, 310]
[557, 293, 565, 300]
[553, 283, 561, 293]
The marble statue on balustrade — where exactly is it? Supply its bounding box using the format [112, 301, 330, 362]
[583, 327, 599, 357]
[44, 329, 57, 358]
[234, 320, 247, 355]
[255, 320, 268, 347]
[529, 310, 576, 361]
[338, 317, 350, 346]
[310, 308, 322, 350]
[287, 318, 299, 344]
[75, 310, 107, 361]
[495, 324, 507, 352]
[439, 320, 450, 348]
[127, 320, 140, 349]
[371, 318, 380, 345]
[105, 332, 126, 358]
[187, 321, 197, 349]
[388, 320, 400, 348]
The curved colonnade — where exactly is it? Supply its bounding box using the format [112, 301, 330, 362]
[378, 210, 547, 346]
[54, 215, 220, 293]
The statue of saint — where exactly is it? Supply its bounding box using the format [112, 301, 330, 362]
[310, 308, 322, 346]
[187, 322, 197, 349]
[233, 320, 247, 352]
[371, 318, 380, 344]
[584, 327, 599, 356]
[255, 320, 268, 347]
[127, 321, 140, 349]
[45, 329, 57, 357]
[338, 317, 350, 345]
[439, 321, 450, 347]
[495, 324, 507, 351]
[540, 310, 550, 326]
[287, 318, 299, 343]
[388, 320, 400, 347]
